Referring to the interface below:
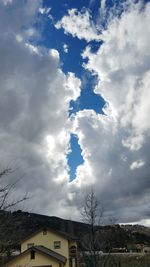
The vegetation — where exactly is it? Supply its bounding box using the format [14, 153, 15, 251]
[0, 167, 28, 265]
[0, 167, 28, 210]
[0, 209, 149, 266]
[0, 210, 149, 252]
[0, 183, 149, 266]
[81, 189, 104, 267]
[81, 254, 150, 267]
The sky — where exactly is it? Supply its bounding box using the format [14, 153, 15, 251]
[0, 0, 150, 226]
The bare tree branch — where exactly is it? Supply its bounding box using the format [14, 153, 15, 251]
[0, 168, 28, 211]
[0, 167, 29, 261]
[80, 188, 103, 267]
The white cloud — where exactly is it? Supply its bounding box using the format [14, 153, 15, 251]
[69, 1, 150, 224]
[1, 0, 150, 226]
[55, 8, 101, 42]
[0, 0, 81, 217]
[25, 43, 39, 54]
[130, 160, 145, 170]
[63, 43, 69, 53]
[82, 2, 150, 143]
[49, 48, 60, 60]
[65, 72, 81, 102]
[122, 135, 144, 151]
[39, 7, 51, 15]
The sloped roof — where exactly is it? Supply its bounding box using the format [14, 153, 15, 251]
[30, 245, 67, 264]
[3, 245, 67, 266]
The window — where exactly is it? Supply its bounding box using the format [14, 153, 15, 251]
[30, 250, 35, 260]
[27, 243, 34, 249]
[43, 229, 47, 235]
[54, 241, 61, 249]
[69, 246, 77, 257]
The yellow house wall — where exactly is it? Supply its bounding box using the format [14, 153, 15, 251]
[21, 230, 68, 258]
[5, 250, 62, 267]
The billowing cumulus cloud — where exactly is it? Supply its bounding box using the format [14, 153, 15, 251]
[70, 2, 150, 225]
[0, 0, 81, 217]
[1, 0, 150, 226]
[55, 8, 100, 42]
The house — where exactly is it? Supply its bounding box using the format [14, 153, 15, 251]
[3, 228, 79, 267]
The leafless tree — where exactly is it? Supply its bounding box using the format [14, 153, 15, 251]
[0, 167, 28, 210]
[80, 189, 117, 267]
[0, 167, 28, 263]
[80, 188, 104, 267]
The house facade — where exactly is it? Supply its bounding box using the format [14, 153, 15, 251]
[4, 228, 78, 267]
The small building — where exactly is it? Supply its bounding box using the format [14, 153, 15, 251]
[3, 228, 79, 267]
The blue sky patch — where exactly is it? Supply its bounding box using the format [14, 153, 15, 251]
[67, 134, 84, 181]
[69, 73, 105, 115]
[39, 0, 106, 180]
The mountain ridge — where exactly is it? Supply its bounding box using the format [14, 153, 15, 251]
[0, 210, 150, 251]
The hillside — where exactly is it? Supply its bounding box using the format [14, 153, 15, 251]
[0, 210, 150, 251]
